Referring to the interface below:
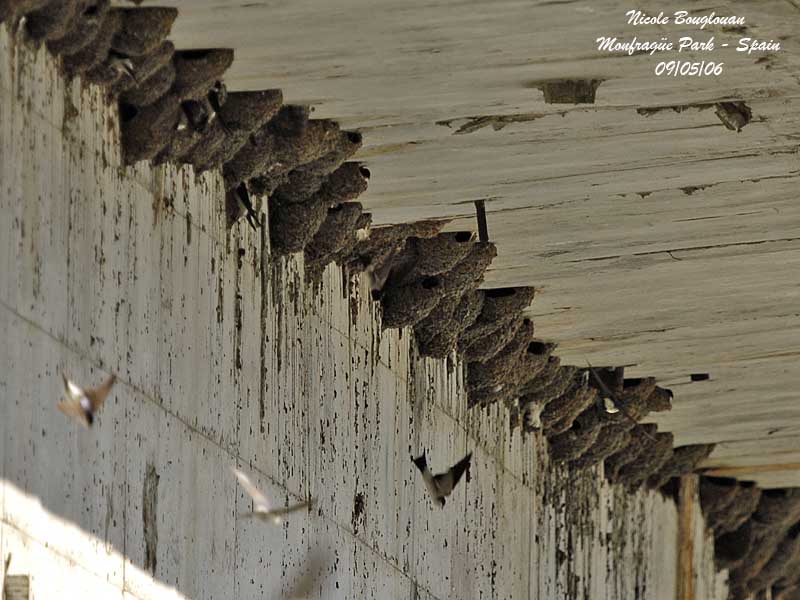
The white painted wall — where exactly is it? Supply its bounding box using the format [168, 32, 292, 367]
[0, 27, 726, 600]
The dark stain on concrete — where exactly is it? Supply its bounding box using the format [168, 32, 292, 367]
[143, 463, 160, 575]
[258, 224, 268, 433]
[104, 485, 114, 549]
[351, 491, 365, 534]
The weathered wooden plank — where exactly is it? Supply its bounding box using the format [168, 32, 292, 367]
[125, 0, 800, 489]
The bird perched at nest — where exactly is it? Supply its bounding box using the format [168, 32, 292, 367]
[57, 372, 116, 428]
[207, 81, 226, 116]
[232, 467, 312, 525]
[230, 182, 261, 230]
[411, 451, 472, 508]
[179, 99, 217, 134]
[586, 362, 657, 441]
[108, 50, 135, 82]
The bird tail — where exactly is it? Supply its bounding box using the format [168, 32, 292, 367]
[411, 452, 427, 472]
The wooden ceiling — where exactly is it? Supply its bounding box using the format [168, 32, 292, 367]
[137, 0, 800, 487]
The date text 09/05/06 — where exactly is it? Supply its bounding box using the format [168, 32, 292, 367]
[655, 61, 723, 77]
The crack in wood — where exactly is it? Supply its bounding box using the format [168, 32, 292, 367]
[567, 236, 800, 263]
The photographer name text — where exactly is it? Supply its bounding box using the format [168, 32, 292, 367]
[595, 10, 781, 76]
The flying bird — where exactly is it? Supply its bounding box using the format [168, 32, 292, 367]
[231, 466, 312, 525]
[411, 451, 472, 508]
[57, 372, 116, 428]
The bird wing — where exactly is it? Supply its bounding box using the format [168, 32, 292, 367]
[603, 397, 620, 414]
[57, 398, 84, 418]
[232, 467, 272, 512]
[85, 374, 116, 412]
[264, 500, 312, 518]
[415, 463, 443, 502]
[62, 373, 84, 401]
[587, 363, 616, 401]
[434, 452, 472, 496]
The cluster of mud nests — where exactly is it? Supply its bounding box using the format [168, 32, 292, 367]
[4, 5, 794, 596]
[699, 478, 800, 599]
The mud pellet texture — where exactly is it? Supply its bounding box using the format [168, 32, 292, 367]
[47, 0, 110, 56]
[110, 7, 178, 56]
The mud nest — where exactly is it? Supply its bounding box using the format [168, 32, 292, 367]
[271, 131, 363, 204]
[462, 316, 525, 363]
[548, 420, 604, 463]
[120, 59, 175, 107]
[304, 203, 369, 282]
[62, 8, 121, 77]
[467, 319, 534, 391]
[728, 529, 784, 596]
[752, 489, 800, 531]
[47, 1, 111, 56]
[111, 41, 174, 97]
[172, 49, 235, 101]
[111, 7, 178, 56]
[121, 94, 181, 163]
[231, 116, 344, 193]
[570, 423, 633, 469]
[459, 287, 535, 358]
[381, 275, 446, 329]
[269, 162, 369, 256]
[466, 331, 558, 410]
[515, 356, 562, 432]
[715, 521, 755, 571]
[700, 477, 761, 535]
[185, 89, 283, 172]
[615, 431, 674, 490]
[25, 0, 84, 41]
[603, 424, 659, 483]
[746, 523, 800, 596]
[386, 231, 476, 285]
[541, 374, 597, 436]
[345, 219, 449, 274]
[415, 289, 485, 359]
[647, 443, 715, 489]
[437, 242, 497, 297]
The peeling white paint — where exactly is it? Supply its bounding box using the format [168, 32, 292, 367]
[0, 27, 727, 599]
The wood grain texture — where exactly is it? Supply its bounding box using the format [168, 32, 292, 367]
[107, 0, 800, 487]
[0, 27, 730, 599]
